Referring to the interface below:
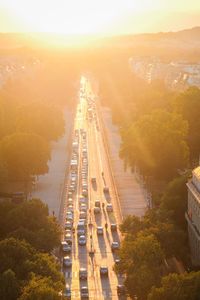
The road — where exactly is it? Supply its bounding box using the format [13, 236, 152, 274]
[61, 77, 124, 299]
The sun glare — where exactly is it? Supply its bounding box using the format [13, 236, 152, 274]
[1, 0, 159, 36]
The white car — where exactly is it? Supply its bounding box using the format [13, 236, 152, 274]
[61, 241, 71, 253]
[111, 241, 120, 251]
[106, 204, 113, 212]
[63, 256, 72, 268]
[97, 226, 103, 235]
[79, 235, 86, 246]
[80, 287, 89, 299]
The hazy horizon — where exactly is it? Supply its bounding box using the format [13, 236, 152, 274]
[1, 0, 200, 36]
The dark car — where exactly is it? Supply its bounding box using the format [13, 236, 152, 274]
[117, 284, 126, 295]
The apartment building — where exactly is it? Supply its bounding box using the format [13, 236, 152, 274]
[186, 166, 200, 266]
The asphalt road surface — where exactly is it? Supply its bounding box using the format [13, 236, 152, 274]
[61, 77, 125, 299]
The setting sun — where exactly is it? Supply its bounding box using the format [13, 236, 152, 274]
[1, 0, 200, 35]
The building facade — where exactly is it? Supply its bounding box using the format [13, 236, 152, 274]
[186, 166, 200, 266]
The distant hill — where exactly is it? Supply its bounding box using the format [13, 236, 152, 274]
[0, 27, 200, 61]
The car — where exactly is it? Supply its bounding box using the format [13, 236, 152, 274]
[79, 211, 87, 220]
[66, 212, 73, 221]
[93, 207, 100, 214]
[79, 268, 87, 280]
[79, 197, 87, 205]
[65, 221, 73, 230]
[63, 285, 71, 299]
[67, 204, 73, 212]
[82, 189, 88, 197]
[80, 287, 89, 299]
[100, 266, 108, 276]
[97, 226, 103, 235]
[115, 258, 120, 265]
[91, 177, 96, 183]
[110, 223, 117, 231]
[77, 228, 85, 236]
[63, 256, 72, 268]
[106, 203, 113, 212]
[79, 235, 86, 246]
[61, 241, 71, 253]
[80, 204, 87, 212]
[64, 233, 72, 245]
[111, 241, 120, 251]
[117, 285, 126, 296]
[67, 198, 73, 205]
[103, 186, 109, 193]
[95, 200, 101, 207]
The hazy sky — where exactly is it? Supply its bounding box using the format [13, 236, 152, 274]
[0, 0, 200, 35]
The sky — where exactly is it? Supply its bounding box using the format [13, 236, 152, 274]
[0, 0, 200, 35]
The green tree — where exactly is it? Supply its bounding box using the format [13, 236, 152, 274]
[16, 103, 65, 142]
[120, 110, 189, 180]
[0, 269, 20, 300]
[0, 199, 61, 252]
[148, 271, 200, 300]
[174, 86, 200, 160]
[161, 174, 189, 229]
[116, 233, 164, 299]
[0, 132, 50, 181]
[19, 275, 62, 300]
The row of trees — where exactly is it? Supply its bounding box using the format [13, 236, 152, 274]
[0, 198, 64, 300]
[0, 78, 65, 185]
[119, 85, 200, 181]
[97, 60, 200, 299]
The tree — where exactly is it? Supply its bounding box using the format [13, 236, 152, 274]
[116, 233, 164, 299]
[19, 275, 62, 300]
[120, 110, 189, 180]
[0, 199, 61, 252]
[161, 174, 189, 229]
[173, 86, 200, 160]
[0, 269, 20, 300]
[16, 102, 65, 142]
[148, 271, 200, 300]
[0, 238, 64, 300]
[0, 132, 50, 181]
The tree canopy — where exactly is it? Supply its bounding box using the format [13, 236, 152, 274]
[0, 132, 50, 180]
[173, 86, 200, 161]
[148, 271, 200, 300]
[120, 110, 189, 180]
[0, 198, 61, 252]
[0, 237, 64, 300]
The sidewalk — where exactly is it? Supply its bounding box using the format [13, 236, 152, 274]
[101, 107, 147, 218]
[31, 108, 73, 218]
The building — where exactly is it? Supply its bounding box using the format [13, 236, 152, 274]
[186, 166, 200, 266]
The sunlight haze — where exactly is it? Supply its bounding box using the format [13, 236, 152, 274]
[0, 0, 200, 35]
